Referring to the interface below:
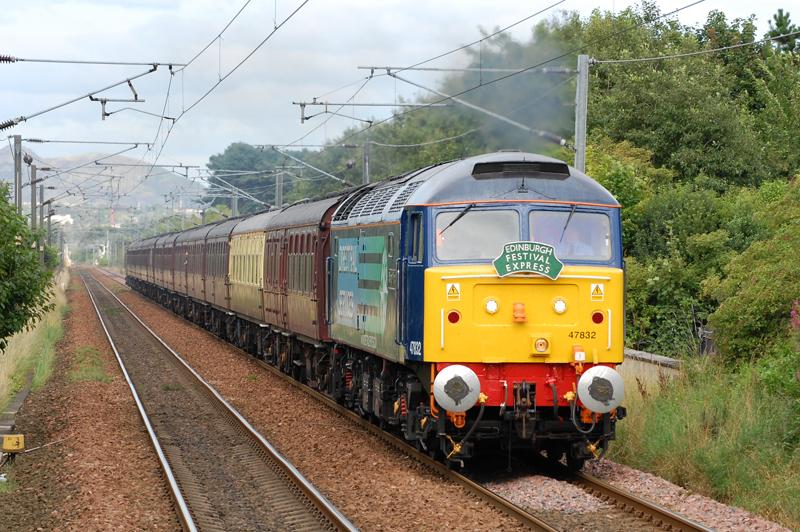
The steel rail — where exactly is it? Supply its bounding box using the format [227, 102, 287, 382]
[80, 272, 197, 532]
[571, 471, 712, 532]
[105, 268, 707, 531]
[84, 271, 357, 532]
[100, 269, 557, 531]
[253, 360, 561, 532]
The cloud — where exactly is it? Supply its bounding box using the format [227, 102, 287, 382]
[1, 0, 781, 172]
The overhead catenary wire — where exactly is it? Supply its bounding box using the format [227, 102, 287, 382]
[2, 56, 185, 66]
[332, 0, 708, 148]
[593, 29, 800, 64]
[21, 138, 152, 146]
[0, 65, 159, 131]
[293, 2, 567, 146]
[175, 0, 255, 73]
[368, 128, 480, 148]
[125, 0, 311, 201]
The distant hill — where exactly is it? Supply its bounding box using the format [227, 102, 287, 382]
[0, 145, 205, 209]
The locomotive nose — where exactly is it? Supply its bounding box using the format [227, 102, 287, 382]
[577, 365, 625, 413]
[433, 364, 481, 413]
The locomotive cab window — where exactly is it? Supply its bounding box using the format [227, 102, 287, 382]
[408, 213, 423, 263]
[435, 209, 519, 261]
[529, 210, 612, 261]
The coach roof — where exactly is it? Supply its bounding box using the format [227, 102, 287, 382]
[206, 216, 244, 240]
[175, 221, 223, 243]
[231, 209, 281, 235]
[265, 195, 343, 230]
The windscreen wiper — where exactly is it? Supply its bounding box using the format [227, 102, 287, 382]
[439, 203, 476, 236]
[558, 204, 577, 243]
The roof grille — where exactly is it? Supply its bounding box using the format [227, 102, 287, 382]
[332, 188, 371, 222]
[472, 161, 570, 178]
[347, 183, 404, 219]
[387, 181, 422, 213]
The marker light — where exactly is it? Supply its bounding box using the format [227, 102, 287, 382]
[447, 310, 461, 324]
[485, 299, 499, 314]
[535, 338, 549, 352]
[592, 311, 604, 324]
[553, 298, 567, 314]
[513, 303, 527, 323]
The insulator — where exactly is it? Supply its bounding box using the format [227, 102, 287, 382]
[0, 117, 22, 131]
[0, 55, 17, 63]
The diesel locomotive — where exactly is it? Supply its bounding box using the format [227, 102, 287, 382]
[125, 151, 626, 470]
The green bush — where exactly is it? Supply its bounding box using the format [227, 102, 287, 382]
[705, 217, 800, 361]
[613, 358, 800, 528]
[0, 185, 54, 351]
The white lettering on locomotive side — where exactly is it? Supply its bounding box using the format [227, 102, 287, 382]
[360, 334, 378, 349]
[409, 340, 422, 356]
[338, 243, 358, 273]
[337, 290, 355, 319]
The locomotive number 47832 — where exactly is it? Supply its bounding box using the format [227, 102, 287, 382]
[568, 331, 597, 339]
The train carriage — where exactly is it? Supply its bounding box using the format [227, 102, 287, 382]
[228, 211, 279, 324]
[205, 217, 242, 311]
[125, 151, 626, 470]
[263, 196, 342, 341]
[153, 233, 179, 292]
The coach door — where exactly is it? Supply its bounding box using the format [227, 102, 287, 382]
[278, 231, 289, 329]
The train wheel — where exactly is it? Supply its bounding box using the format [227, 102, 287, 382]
[543, 443, 564, 464]
[566, 453, 586, 472]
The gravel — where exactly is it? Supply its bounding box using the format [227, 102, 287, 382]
[104, 272, 526, 531]
[0, 275, 178, 531]
[585, 459, 789, 531]
[102, 270, 790, 532]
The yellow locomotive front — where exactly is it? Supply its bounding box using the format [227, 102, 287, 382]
[417, 201, 626, 468]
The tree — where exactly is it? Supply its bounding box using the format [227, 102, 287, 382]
[0, 185, 54, 351]
[205, 142, 291, 214]
[768, 9, 799, 52]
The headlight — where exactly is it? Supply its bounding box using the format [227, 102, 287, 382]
[553, 298, 567, 314]
[485, 298, 498, 314]
[433, 365, 481, 413]
[577, 366, 625, 414]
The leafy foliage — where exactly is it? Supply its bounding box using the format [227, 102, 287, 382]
[705, 183, 800, 361]
[0, 185, 54, 351]
[202, 6, 800, 372]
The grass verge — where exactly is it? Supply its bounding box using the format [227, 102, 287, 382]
[0, 469, 18, 494]
[610, 357, 800, 529]
[0, 271, 69, 410]
[69, 346, 111, 383]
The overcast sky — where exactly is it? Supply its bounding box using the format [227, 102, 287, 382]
[1, 0, 789, 172]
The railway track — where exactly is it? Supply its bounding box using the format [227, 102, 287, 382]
[569, 470, 712, 532]
[249, 352, 709, 532]
[95, 269, 710, 531]
[81, 271, 355, 532]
